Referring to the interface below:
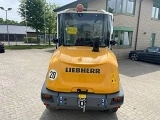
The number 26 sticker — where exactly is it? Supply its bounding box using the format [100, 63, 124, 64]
[48, 69, 58, 81]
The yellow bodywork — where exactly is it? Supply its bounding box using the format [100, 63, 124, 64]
[46, 46, 120, 94]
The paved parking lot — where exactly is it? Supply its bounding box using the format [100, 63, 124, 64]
[0, 48, 160, 120]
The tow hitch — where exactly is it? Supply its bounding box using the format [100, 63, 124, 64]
[78, 94, 86, 112]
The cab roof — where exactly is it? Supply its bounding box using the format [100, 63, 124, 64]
[57, 8, 113, 16]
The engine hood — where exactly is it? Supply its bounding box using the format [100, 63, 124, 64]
[52, 46, 110, 65]
[47, 46, 120, 94]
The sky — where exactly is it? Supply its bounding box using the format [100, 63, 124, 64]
[0, 0, 76, 22]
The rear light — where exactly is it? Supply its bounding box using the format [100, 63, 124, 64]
[113, 97, 121, 102]
[43, 94, 52, 99]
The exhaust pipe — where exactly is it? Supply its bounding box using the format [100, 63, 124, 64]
[92, 37, 100, 52]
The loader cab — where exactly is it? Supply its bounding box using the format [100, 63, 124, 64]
[54, 6, 114, 50]
[41, 5, 124, 112]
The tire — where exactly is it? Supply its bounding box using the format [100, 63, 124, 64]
[102, 108, 118, 113]
[46, 106, 58, 111]
[46, 106, 62, 111]
[130, 53, 139, 61]
[108, 108, 118, 113]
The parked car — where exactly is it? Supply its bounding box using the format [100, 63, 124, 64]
[129, 46, 160, 63]
[0, 42, 5, 53]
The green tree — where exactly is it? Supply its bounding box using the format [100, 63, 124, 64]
[19, 21, 26, 26]
[19, 0, 45, 43]
[0, 18, 4, 24]
[0, 18, 19, 25]
[45, 3, 58, 45]
[7, 20, 19, 25]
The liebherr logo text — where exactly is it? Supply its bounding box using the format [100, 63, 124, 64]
[65, 68, 100, 74]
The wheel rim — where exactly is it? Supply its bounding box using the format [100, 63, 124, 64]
[131, 54, 138, 61]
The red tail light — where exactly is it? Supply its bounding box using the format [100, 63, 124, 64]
[43, 94, 52, 99]
[113, 97, 121, 102]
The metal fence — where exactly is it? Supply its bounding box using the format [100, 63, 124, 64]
[1, 41, 55, 46]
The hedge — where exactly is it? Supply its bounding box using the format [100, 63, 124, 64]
[24, 37, 40, 43]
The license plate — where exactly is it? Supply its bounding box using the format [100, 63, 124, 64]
[78, 94, 86, 99]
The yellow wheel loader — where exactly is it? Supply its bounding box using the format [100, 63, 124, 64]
[41, 4, 124, 112]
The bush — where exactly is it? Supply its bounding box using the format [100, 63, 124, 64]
[24, 37, 40, 43]
[5, 45, 55, 50]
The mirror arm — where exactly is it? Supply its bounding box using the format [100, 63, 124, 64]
[52, 39, 58, 44]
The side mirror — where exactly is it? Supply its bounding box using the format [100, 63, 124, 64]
[52, 39, 58, 44]
[110, 40, 117, 46]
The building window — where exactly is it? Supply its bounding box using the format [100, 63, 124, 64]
[108, 0, 135, 14]
[152, 6, 160, 20]
[116, 0, 122, 13]
[150, 33, 156, 47]
[126, 0, 134, 13]
[113, 30, 133, 46]
[108, 0, 116, 13]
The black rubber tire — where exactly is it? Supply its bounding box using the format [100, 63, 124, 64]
[108, 108, 118, 113]
[101, 108, 118, 113]
[130, 53, 139, 61]
[46, 106, 63, 111]
[46, 106, 58, 111]
[0, 50, 5, 53]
